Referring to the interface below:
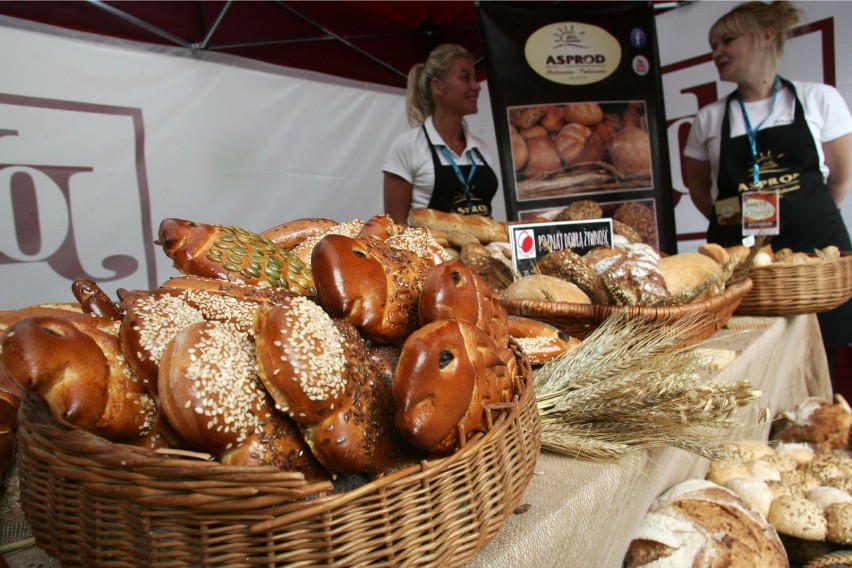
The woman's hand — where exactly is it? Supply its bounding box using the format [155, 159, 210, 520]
[684, 157, 714, 221]
[383, 172, 414, 225]
[824, 132, 852, 206]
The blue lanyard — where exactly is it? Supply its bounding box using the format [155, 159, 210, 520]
[736, 75, 781, 187]
[440, 146, 477, 213]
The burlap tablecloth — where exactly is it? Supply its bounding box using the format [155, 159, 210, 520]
[1, 315, 832, 567]
[467, 313, 832, 568]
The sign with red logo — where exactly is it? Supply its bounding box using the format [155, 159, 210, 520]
[508, 218, 613, 276]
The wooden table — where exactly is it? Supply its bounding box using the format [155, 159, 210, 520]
[1, 315, 832, 568]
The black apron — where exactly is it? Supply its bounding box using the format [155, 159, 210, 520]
[423, 126, 498, 217]
[711, 77, 852, 348]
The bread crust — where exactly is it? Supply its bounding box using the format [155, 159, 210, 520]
[408, 208, 509, 244]
[259, 217, 339, 250]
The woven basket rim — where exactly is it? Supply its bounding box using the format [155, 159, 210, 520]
[737, 252, 852, 315]
[500, 278, 752, 320]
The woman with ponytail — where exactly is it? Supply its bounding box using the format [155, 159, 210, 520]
[383, 44, 499, 225]
[683, 1, 852, 381]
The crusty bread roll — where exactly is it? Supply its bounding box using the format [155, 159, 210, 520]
[825, 502, 852, 544]
[537, 249, 606, 304]
[509, 105, 547, 129]
[259, 217, 339, 250]
[522, 135, 562, 176]
[540, 105, 565, 132]
[772, 397, 852, 451]
[625, 479, 787, 567]
[658, 253, 725, 303]
[562, 102, 603, 126]
[157, 218, 315, 294]
[254, 300, 421, 476]
[501, 275, 592, 304]
[408, 208, 509, 244]
[554, 123, 605, 166]
[587, 248, 670, 307]
[553, 199, 603, 221]
[393, 319, 513, 454]
[511, 130, 529, 171]
[768, 495, 828, 540]
[384, 227, 452, 267]
[2, 315, 157, 443]
[311, 234, 429, 346]
[610, 126, 651, 179]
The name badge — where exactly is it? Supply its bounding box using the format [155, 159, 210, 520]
[741, 190, 780, 236]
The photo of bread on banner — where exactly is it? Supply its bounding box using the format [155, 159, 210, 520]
[509, 100, 653, 200]
[0, 213, 533, 485]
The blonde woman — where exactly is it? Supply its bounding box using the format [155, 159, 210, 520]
[383, 44, 499, 225]
[683, 1, 852, 377]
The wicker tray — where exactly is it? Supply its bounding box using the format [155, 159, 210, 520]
[735, 252, 852, 316]
[501, 279, 753, 346]
[16, 344, 539, 567]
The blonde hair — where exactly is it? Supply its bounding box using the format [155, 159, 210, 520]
[709, 1, 800, 60]
[405, 44, 475, 127]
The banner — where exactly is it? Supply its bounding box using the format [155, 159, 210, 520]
[477, 1, 677, 253]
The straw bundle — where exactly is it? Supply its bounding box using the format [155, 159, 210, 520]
[533, 312, 762, 461]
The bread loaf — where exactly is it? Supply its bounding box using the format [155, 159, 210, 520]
[259, 217, 339, 250]
[519, 135, 561, 176]
[393, 319, 513, 454]
[407, 208, 508, 244]
[254, 300, 422, 476]
[625, 479, 788, 567]
[658, 253, 725, 303]
[610, 126, 652, 179]
[290, 219, 365, 264]
[501, 274, 592, 304]
[157, 218, 315, 294]
[157, 319, 327, 478]
[311, 234, 429, 346]
[0, 387, 18, 476]
[537, 249, 606, 303]
[2, 315, 157, 442]
[384, 227, 452, 266]
[772, 397, 852, 451]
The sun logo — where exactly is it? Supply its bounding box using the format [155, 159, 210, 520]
[553, 25, 586, 49]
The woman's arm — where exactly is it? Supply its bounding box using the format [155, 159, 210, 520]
[823, 132, 852, 206]
[684, 157, 714, 221]
[383, 172, 414, 225]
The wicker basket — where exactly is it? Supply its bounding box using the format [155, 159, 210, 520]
[735, 253, 852, 316]
[16, 344, 539, 567]
[501, 279, 753, 346]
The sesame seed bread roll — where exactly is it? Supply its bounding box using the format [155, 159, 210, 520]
[259, 217, 339, 250]
[1, 314, 157, 443]
[156, 218, 315, 294]
[311, 234, 430, 346]
[385, 227, 453, 267]
[254, 300, 422, 476]
[159, 275, 298, 305]
[393, 319, 513, 455]
[157, 320, 326, 477]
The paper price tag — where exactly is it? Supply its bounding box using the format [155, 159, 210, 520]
[742, 191, 780, 236]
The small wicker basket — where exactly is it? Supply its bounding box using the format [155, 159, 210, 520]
[735, 253, 852, 316]
[501, 279, 752, 346]
[16, 344, 539, 567]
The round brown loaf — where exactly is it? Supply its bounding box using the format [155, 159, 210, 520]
[509, 105, 547, 129]
[501, 275, 592, 304]
[511, 130, 529, 171]
[625, 479, 788, 567]
[563, 102, 603, 126]
[554, 123, 604, 166]
[523, 135, 562, 175]
[610, 126, 652, 179]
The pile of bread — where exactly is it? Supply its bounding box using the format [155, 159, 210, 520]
[625, 395, 852, 567]
[509, 102, 652, 182]
[748, 243, 843, 268]
[0, 214, 570, 483]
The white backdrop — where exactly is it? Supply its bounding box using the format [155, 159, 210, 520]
[1, 2, 851, 310]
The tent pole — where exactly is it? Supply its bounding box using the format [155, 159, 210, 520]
[86, 0, 192, 48]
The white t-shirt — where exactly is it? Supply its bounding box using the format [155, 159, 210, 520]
[383, 116, 496, 210]
[684, 80, 852, 200]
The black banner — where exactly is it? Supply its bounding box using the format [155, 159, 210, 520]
[477, 1, 678, 253]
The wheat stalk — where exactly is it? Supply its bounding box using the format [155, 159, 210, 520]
[533, 312, 762, 461]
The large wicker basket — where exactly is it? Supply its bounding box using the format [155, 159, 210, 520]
[16, 344, 539, 567]
[501, 279, 752, 346]
[735, 253, 852, 316]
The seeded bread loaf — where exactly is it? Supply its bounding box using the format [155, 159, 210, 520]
[408, 208, 509, 244]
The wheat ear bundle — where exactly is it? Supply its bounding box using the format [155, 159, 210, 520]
[533, 312, 763, 461]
